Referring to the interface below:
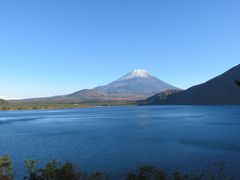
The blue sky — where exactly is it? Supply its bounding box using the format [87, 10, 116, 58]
[0, 0, 240, 99]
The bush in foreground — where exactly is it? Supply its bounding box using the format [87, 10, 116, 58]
[0, 154, 13, 180]
[0, 154, 235, 180]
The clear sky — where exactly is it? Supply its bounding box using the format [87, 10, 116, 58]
[0, 0, 240, 99]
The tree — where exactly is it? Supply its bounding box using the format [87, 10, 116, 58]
[24, 160, 80, 180]
[0, 154, 13, 180]
[24, 160, 39, 180]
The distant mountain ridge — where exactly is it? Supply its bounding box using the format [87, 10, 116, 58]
[6, 65, 240, 105]
[19, 69, 179, 102]
[145, 64, 240, 104]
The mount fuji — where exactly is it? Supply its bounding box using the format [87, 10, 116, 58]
[94, 69, 178, 99]
[20, 69, 179, 102]
[58, 69, 179, 102]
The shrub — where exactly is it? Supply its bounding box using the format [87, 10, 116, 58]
[0, 154, 13, 180]
[126, 165, 165, 180]
[0, 154, 235, 180]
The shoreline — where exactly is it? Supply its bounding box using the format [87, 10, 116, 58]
[0, 102, 137, 111]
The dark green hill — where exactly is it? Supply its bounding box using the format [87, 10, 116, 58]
[145, 64, 240, 105]
[144, 89, 182, 104]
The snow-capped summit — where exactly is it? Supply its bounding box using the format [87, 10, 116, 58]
[42, 69, 179, 102]
[118, 69, 151, 81]
[94, 69, 179, 99]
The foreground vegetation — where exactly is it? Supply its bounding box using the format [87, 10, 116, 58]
[0, 154, 235, 180]
[0, 101, 136, 111]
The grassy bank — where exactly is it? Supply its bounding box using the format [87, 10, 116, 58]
[0, 101, 136, 111]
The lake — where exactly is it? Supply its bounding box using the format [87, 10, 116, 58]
[1, 106, 240, 178]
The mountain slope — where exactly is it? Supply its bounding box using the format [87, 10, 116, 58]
[95, 69, 178, 99]
[56, 89, 110, 101]
[0, 99, 5, 104]
[145, 89, 182, 104]
[18, 69, 179, 102]
[147, 64, 240, 104]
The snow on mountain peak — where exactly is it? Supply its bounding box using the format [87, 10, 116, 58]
[118, 69, 152, 81]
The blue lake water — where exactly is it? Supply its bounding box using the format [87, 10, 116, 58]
[1, 106, 240, 178]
